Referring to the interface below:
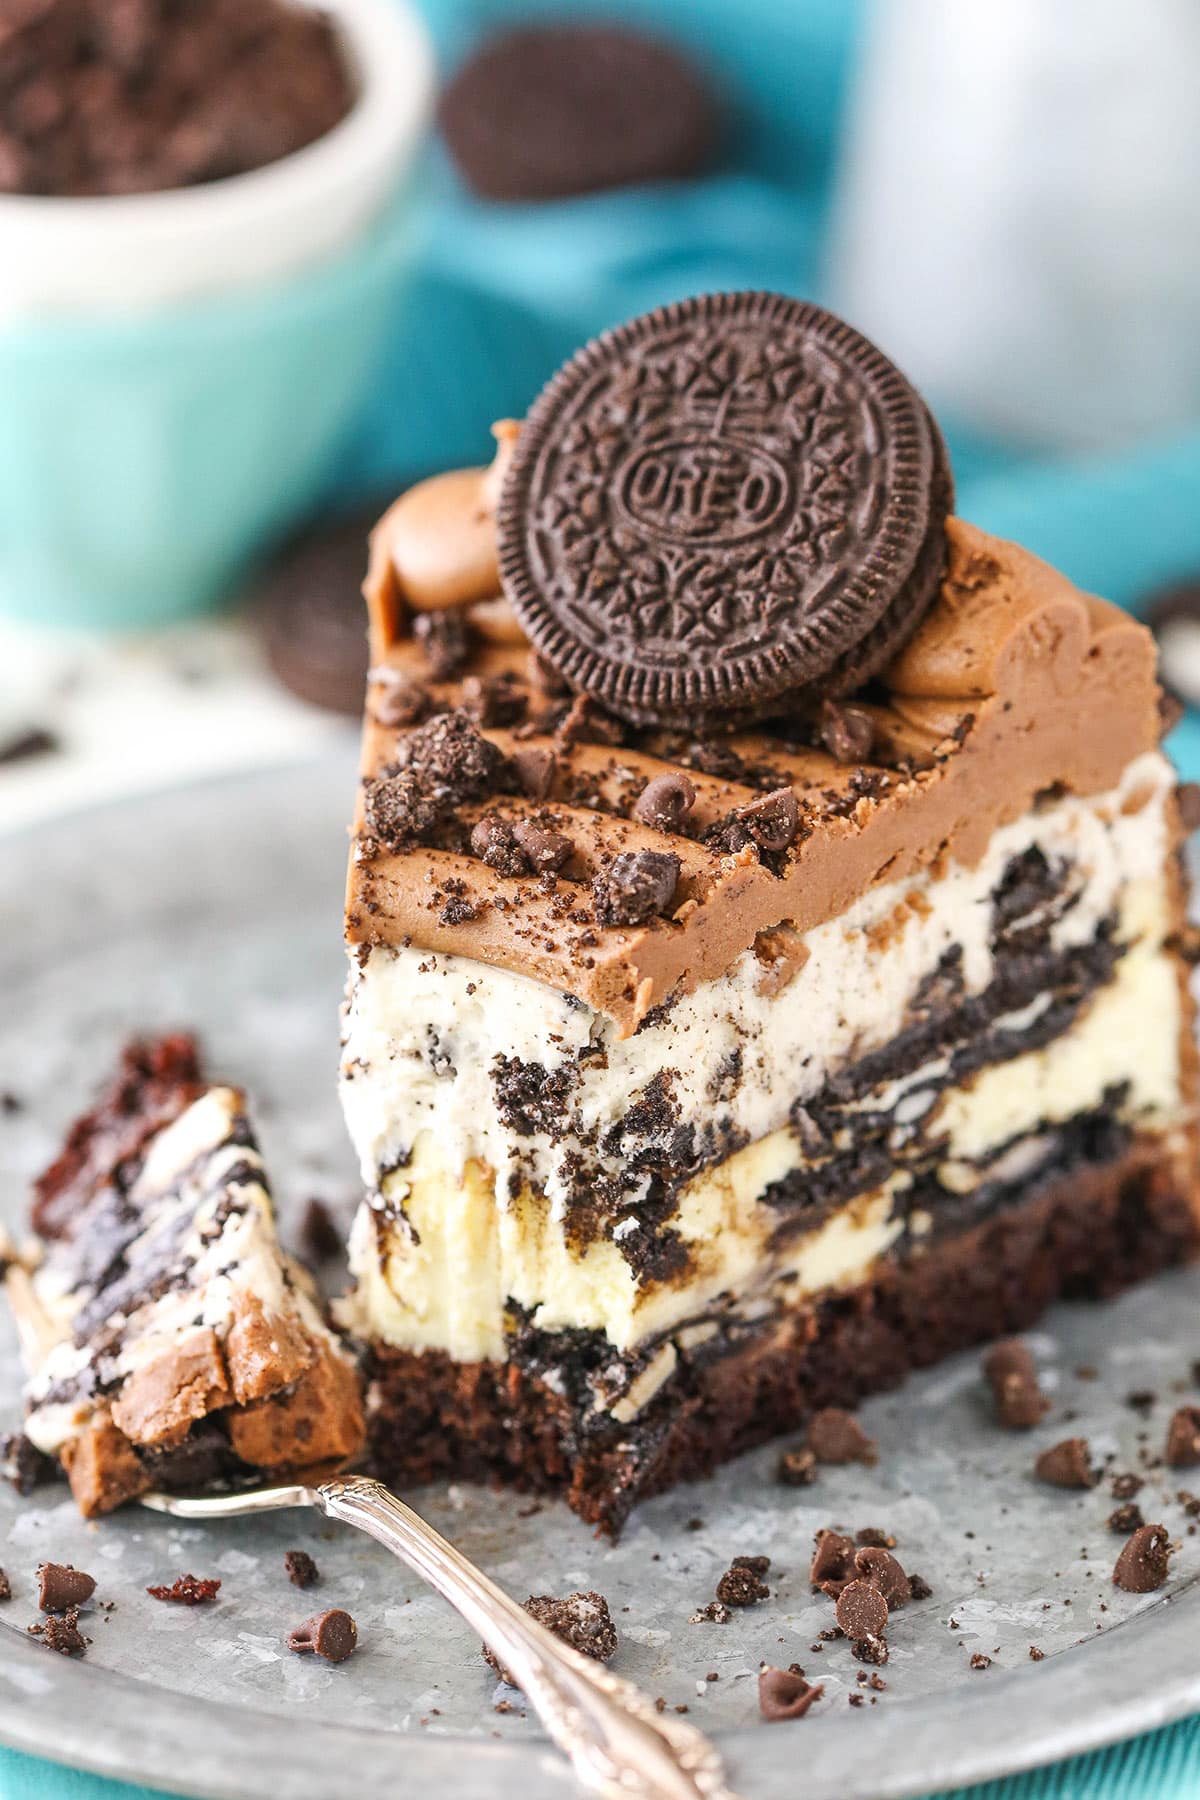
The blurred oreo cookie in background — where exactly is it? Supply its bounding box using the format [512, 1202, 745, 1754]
[252, 505, 390, 716]
[1144, 580, 1200, 711]
[437, 21, 721, 201]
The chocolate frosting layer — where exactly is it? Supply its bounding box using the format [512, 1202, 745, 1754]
[350, 452, 1164, 1036]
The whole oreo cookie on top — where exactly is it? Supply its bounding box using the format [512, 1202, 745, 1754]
[437, 24, 718, 203]
[497, 292, 953, 731]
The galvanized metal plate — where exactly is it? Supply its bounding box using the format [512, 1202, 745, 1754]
[0, 760, 1197, 1800]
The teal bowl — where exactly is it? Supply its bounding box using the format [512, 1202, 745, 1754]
[0, 190, 424, 631]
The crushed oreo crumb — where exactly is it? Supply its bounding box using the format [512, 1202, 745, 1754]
[484, 1591, 616, 1685]
[511, 745, 557, 800]
[715, 1556, 770, 1608]
[1108, 1503, 1145, 1535]
[1111, 1472, 1144, 1500]
[413, 610, 471, 679]
[372, 671, 429, 729]
[690, 1600, 731, 1624]
[852, 1634, 889, 1667]
[364, 710, 509, 849]
[461, 672, 527, 728]
[592, 850, 680, 925]
[31, 1606, 86, 1656]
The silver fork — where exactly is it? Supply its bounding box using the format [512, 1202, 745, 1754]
[141, 1471, 742, 1800]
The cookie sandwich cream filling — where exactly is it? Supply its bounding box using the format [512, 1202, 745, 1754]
[339, 294, 1199, 1532]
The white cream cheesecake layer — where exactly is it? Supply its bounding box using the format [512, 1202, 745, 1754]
[342, 874, 1183, 1372]
[25, 1087, 337, 1458]
[340, 752, 1176, 1219]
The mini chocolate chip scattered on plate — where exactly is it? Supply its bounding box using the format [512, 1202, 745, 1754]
[983, 1339, 1051, 1429]
[835, 1580, 888, 1643]
[438, 23, 718, 202]
[1113, 1525, 1172, 1593]
[283, 1551, 320, 1590]
[807, 1407, 878, 1466]
[498, 293, 952, 730]
[758, 1665, 823, 1722]
[1165, 1405, 1200, 1467]
[1034, 1437, 1098, 1489]
[288, 1608, 357, 1663]
[37, 1563, 95, 1612]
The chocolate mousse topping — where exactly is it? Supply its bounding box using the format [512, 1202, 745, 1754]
[496, 293, 952, 730]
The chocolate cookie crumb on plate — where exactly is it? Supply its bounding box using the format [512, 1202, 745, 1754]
[970, 1653, 993, 1671]
[1113, 1524, 1173, 1593]
[283, 1550, 320, 1590]
[483, 1591, 617, 1686]
[437, 24, 718, 202]
[1111, 1471, 1144, 1500]
[907, 1573, 934, 1602]
[1, 1431, 55, 1496]
[807, 1407, 878, 1466]
[288, 1608, 357, 1664]
[689, 1600, 731, 1625]
[37, 1563, 95, 1612]
[0, 1568, 10, 1602]
[983, 1339, 1051, 1428]
[1034, 1437, 1098, 1489]
[852, 1634, 889, 1667]
[776, 1446, 817, 1487]
[146, 1574, 220, 1605]
[758, 1665, 823, 1722]
[855, 1527, 897, 1549]
[1109, 1503, 1146, 1535]
[714, 1557, 770, 1609]
[1029, 1645, 1046, 1661]
[1165, 1405, 1200, 1467]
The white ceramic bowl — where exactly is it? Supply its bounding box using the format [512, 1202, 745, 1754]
[0, 0, 434, 322]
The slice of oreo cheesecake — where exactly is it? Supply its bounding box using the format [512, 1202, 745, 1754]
[16, 1036, 363, 1516]
[340, 294, 1200, 1535]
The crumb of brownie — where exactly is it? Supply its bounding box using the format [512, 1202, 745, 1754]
[37, 1563, 95, 1612]
[970, 1653, 993, 1670]
[758, 1664, 824, 1721]
[31, 1606, 87, 1656]
[483, 1591, 617, 1685]
[807, 1408, 877, 1466]
[983, 1340, 1050, 1429]
[283, 1550, 320, 1589]
[1111, 1472, 1144, 1500]
[287, 1608, 357, 1663]
[146, 1574, 221, 1605]
[1165, 1406, 1200, 1468]
[1113, 1524, 1172, 1593]
[1108, 1502, 1145, 1535]
[777, 1447, 817, 1487]
[907, 1573, 934, 1602]
[715, 1557, 771, 1608]
[1034, 1437, 1098, 1489]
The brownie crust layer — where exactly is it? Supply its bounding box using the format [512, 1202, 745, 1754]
[365, 1134, 1200, 1536]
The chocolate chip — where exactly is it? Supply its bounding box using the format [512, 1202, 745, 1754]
[146, 1574, 220, 1605]
[807, 1407, 877, 1466]
[835, 1580, 888, 1642]
[1108, 1503, 1145, 1535]
[1165, 1405, 1200, 1468]
[733, 787, 800, 853]
[809, 1529, 855, 1590]
[1113, 1524, 1172, 1593]
[592, 850, 680, 925]
[758, 1665, 823, 1722]
[288, 1608, 358, 1662]
[462, 672, 527, 728]
[413, 610, 471, 679]
[715, 1557, 770, 1608]
[471, 815, 527, 876]
[1034, 1437, 1098, 1489]
[820, 700, 875, 764]
[484, 1591, 616, 1685]
[853, 1546, 911, 1610]
[633, 773, 697, 834]
[983, 1339, 1050, 1429]
[283, 1551, 320, 1590]
[34, 1607, 86, 1656]
[372, 672, 429, 729]
[512, 819, 574, 873]
[511, 745, 557, 800]
[364, 710, 510, 849]
[1176, 785, 1200, 833]
[777, 1447, 817, 1487]
[38, 1563, 95, 1612]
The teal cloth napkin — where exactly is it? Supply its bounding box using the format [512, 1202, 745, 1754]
[4, 1716, 1200, 1800]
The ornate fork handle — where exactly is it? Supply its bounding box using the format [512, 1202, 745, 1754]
[319, 1475, 741, 1800]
